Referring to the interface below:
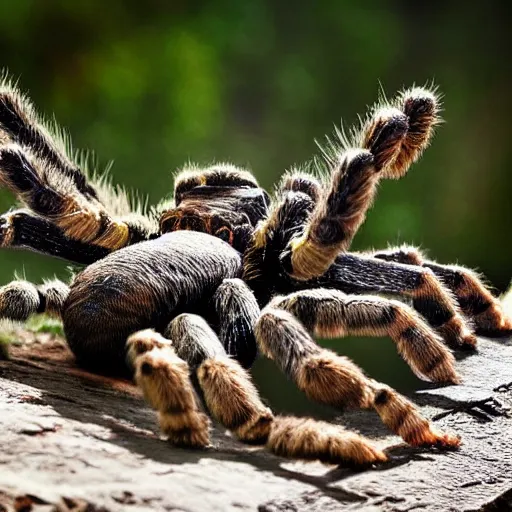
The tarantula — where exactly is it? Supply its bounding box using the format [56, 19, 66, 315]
[0, 77, 510, 467]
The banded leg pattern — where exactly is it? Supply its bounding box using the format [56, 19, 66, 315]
[287, 86, 440, 281]
[127, 315, 388, 466]
[0, 146, 155, 250]
[0, 209, 110, 264]
[322, 253, 477, 348]
[0, 81, 157, 252]
[255, 291, 460, 447]
[126, 328, 211, 448]
[374, 245, 512, 336]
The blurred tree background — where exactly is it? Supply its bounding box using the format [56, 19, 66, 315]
[0, 0, 510, 415]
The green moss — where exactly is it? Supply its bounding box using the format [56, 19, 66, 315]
[25, 314, 64, 337]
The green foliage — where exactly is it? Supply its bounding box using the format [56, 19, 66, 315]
[0, 328, 16, 360]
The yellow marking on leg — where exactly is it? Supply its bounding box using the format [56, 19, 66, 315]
[290, 234, 338, 281]
[94, 219, 130, 250]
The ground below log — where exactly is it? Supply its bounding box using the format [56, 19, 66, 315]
[0, 330, 511, 512]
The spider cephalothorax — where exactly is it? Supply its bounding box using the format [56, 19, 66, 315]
[160, 166, 270, 253]
[0, 76, 511, 467]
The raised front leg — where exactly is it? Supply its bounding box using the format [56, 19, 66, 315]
[0, 81, 99, 201]
[0, 146, 157, 250]
[0, 81, 158, 251]
[285, 87, 440, 281]
[373, 245, 512, 336]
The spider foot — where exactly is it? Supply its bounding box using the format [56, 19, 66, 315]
[197, 355, 274, 444]
[414, 270, 477, 349]
[373, 387, 460, 449]
[382, 87, 440, 180]
[131, 333, 211, 448]
[437, 316, 478, 349]
[474, 301, 512, 338]
[408, 426, 461, 449]
[159, 410, 211, 448]
[268, 417, 388, 466]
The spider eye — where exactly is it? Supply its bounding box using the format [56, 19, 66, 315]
[215, 226, 233, 245]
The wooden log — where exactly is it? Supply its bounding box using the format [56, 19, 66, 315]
[0, 329, 511, 512]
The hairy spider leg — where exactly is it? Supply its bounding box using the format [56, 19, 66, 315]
[319, 253, 477, 348]
[243, 188, 316, 304]
[167, 314, 273, 444]
[278, 171, 323, 202]
[0, 278, 69, 321]
[0, 209, 110, 264]
[0, 145, 156, 250]
[255, 289, 461, 447]
[127, 328, 211, 448]
[265, 288, 458, 383]
[245, 188, 476, 349]
[373, 246, 512, 336]
[128, 316, 388, 466]
[286, 87, 440, 281]
[212, 278, 260, 369]
[0, 83, 158, 250]
[0, 81, 99, 200]
[381, 87, 441, 179]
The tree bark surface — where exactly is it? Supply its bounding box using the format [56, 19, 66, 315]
[0, 331, 511, 512]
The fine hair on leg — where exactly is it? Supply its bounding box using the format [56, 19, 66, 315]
[126, 329, 211, 448]
[255, 295, 460, 448]
[269, 288, 459, 383]
[168, 313, 274, 444]
[284, 85, 441, 281]
[0, 78, 158, 251]
[373, 245, 512, 336]
[0, 144, 157, 250]
[320, 252, 477, 348]
[151, 314, 388, 465]
[0, 278, 69, 321]
[0, 209, 111, 264]
[211, 278, 260, 368]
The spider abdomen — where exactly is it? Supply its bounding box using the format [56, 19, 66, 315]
[62, 231, 242, 371]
